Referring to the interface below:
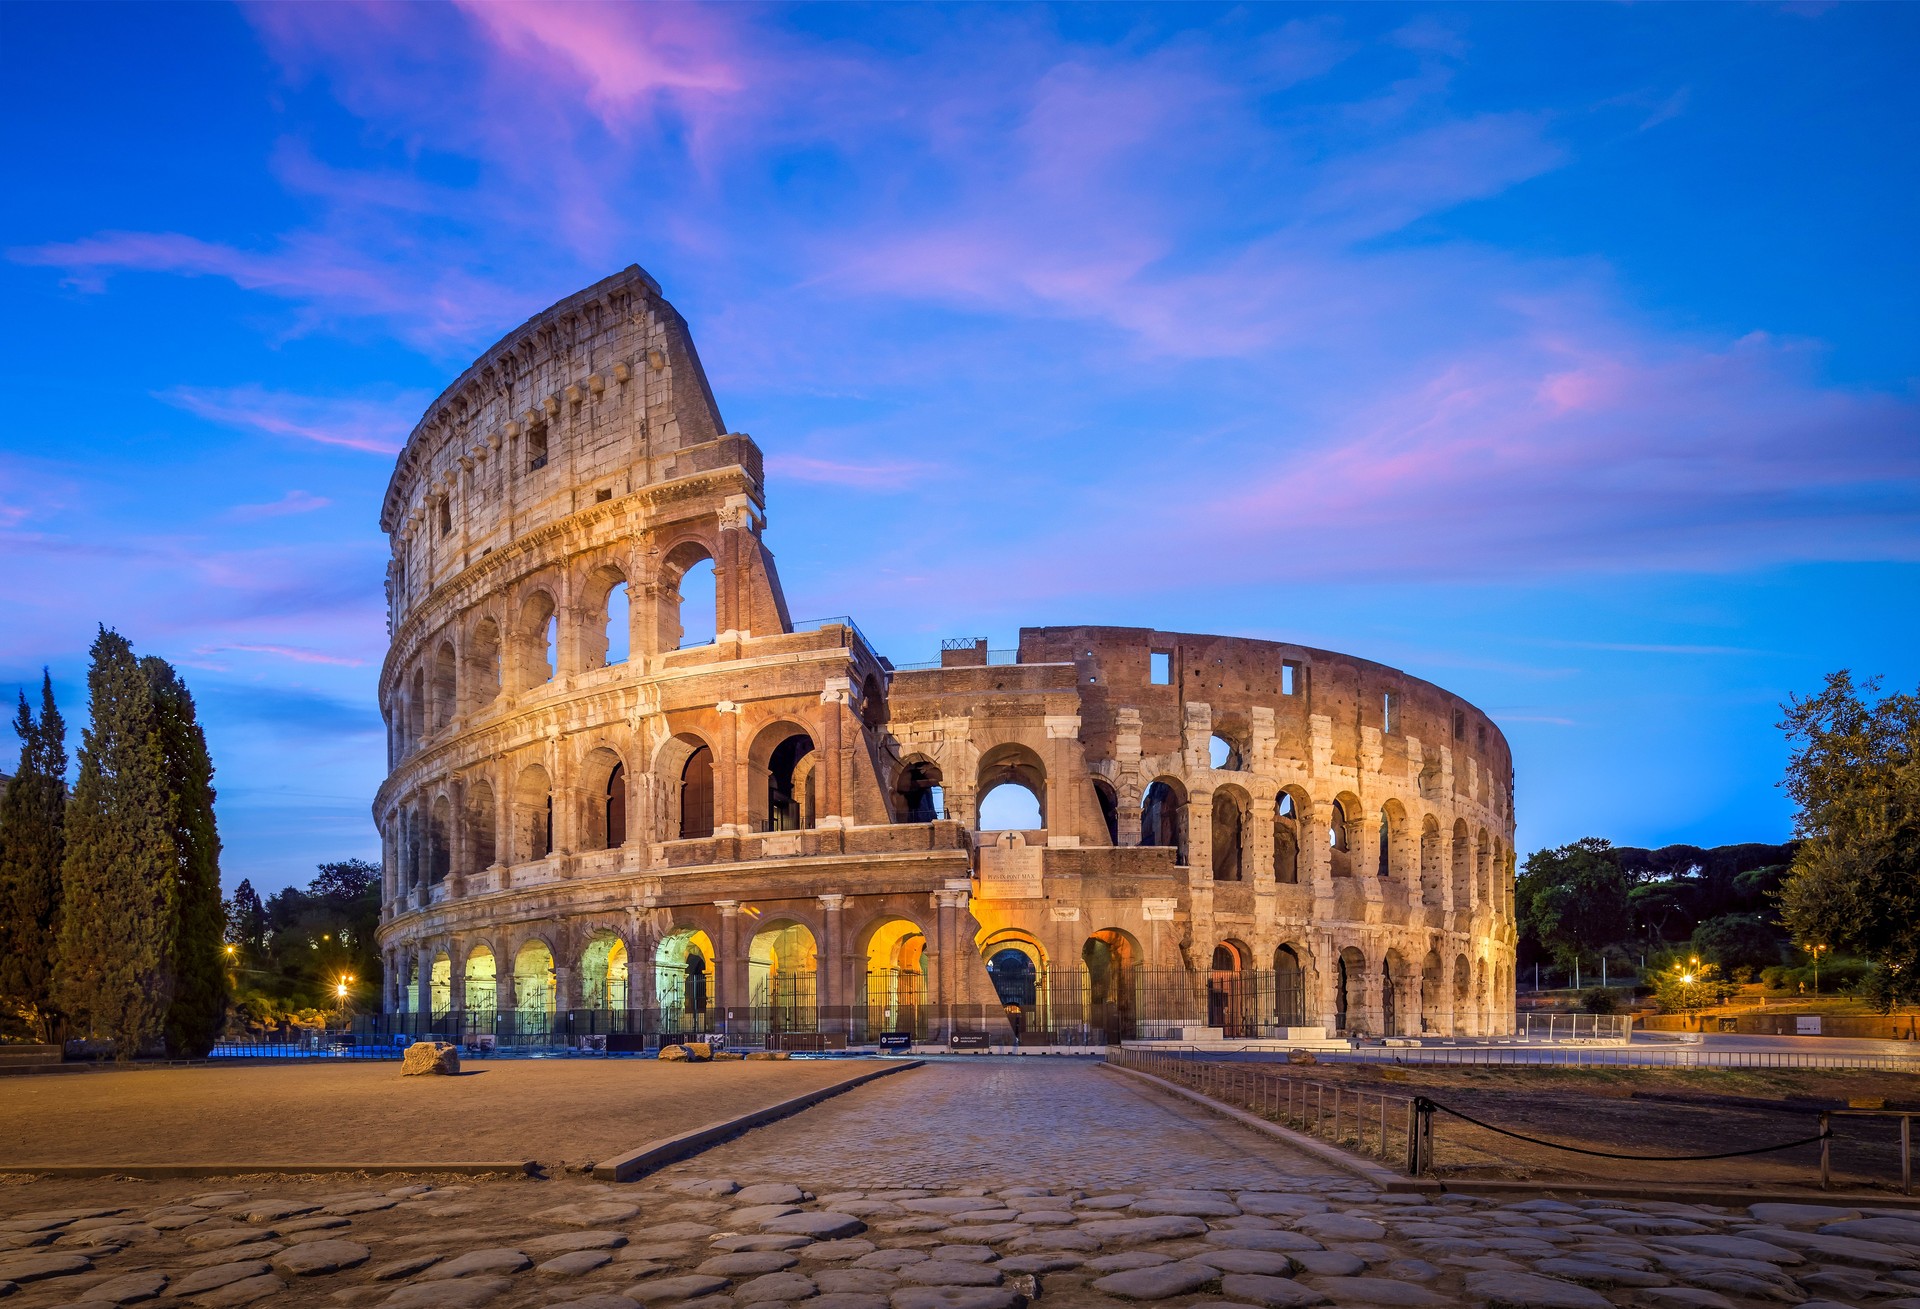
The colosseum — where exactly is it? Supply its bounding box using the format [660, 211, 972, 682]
[374, 265, 1518, 1050]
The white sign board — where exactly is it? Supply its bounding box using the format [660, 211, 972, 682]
[977, 831, 1043, 899]
[1796, 1015, 1822, 1035]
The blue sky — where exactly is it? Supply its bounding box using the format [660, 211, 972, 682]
[2, 2, 1915, 894]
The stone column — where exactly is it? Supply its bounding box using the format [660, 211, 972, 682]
[715, 900, 744, 1022]
[818, 680, 850, 825]
[818, 894, 846, 1038]
[448, 944, 468, 1018]
[933, 886, 966, 1042]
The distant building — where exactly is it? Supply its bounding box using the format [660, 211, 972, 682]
[374, 267, 1517, 1045]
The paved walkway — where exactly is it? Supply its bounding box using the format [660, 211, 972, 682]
[659, 1059, 1344, 1191]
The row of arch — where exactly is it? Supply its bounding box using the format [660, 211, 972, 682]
[387, 542, 719, 764]
[390, 913, 1512, 1039]
[384, 725, 1510, 918]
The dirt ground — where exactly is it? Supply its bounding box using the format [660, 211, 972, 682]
[0, 1057, 889, 1171]
[1204, 1059, 1920, 1191]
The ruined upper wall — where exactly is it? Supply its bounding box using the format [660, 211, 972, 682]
[380, 266, 732, 623]
[1018, 625, 1514, 816]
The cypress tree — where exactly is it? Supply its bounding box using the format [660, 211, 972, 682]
[55, 629, 176, 1057]
[145, 656, 226, 1057]
[0, 672, 68, 1040]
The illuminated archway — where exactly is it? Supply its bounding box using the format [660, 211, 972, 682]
[655, 929, 716, 1031]
[749, 920, 819, 1032]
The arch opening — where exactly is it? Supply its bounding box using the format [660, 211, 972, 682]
[1329, 799, 1354, 877]
[1091, 777, 1120, 846]
[863, 918, 927, 1036]
[678, 742, 715, 840]
[655, 929, 716, 1032]
[464, 945, 496, 1016]
[1082, 928, 1141, 1041]
[1274, 944, 1307, 1028]
[894, 758, 944, 823]
[1274, 790, 1301, 884]
[1140, 779, 1187, 863]
[761, 731, 816, 832]
[1211, 790, 1244, 881]
[512, 941, 556, 1019]
[514, 764, 553, 861]
[467, 617, 501, 707]
[977, 744, 1047, 831]
[581, 934, 629, 1010]
[749, 921, 818, 1034]
[467, 781, 496, 870]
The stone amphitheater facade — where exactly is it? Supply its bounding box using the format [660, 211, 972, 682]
[374, 266, 1518, 1045]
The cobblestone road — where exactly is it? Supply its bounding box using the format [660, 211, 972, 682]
[661, 1058, 1343, 1191]
[5, 1057, 1920, 1309]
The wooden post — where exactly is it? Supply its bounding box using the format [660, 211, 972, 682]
[1902, 1114, 1911, 1196]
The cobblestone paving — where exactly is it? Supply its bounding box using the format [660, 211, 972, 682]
[660, 1060, 1343, 1191]
[3, 1059, 1919, 1309]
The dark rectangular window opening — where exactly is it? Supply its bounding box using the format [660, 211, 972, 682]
[527, 426, 549, 472]
[437, 497, 452, 536]
[1281, 660, 1302, 696]
[1383, 690, 1398, 734]
[1453, 708, 1466, 740]
[596, 487, 613, 503]
[1149, 651, 1172, 686]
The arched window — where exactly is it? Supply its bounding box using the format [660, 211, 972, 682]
[977, 744, 1046, 831]
[430, 642, 456, 732]
[1378, 809, 1392, 878]
[428, 797, 451, 885]
[1211, 792, 1243, 881]
[606, 762, 626, 848]
[1329, 799, 1353, 877]
[515, 765, 552, 861]
[467, 618, 501, 706]
[1274, 792, 1300, 885]
[678, 558, 717, 648]
[1209, 734, 1243, 770]
[895, 759, 944, 823]
[407, 668, 426, 746]
[1092, 778, 1120, 845]
[468, 781, 496, 869]
[680, 746, 714, 840]
[765, 733, 815, 832]
[1141, 780, 1186, 863]
[604, 582, 630, 665]
[519, 592, 557, 688]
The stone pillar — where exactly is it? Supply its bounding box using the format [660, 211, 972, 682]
[494, 948, 515, 1018]
[818, 894, 846, 1037]
[715, 900, 744, 1022]
[448, 944, 468, 1017]
[819, 680, 850, 824]
[933, 886, 966, 1041]
[1189, 795, 1214, 879]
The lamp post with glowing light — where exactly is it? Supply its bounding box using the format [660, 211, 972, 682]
[1805, 943, 1828, 995]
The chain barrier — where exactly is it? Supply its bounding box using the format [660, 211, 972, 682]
[1413, 1094, 1832, 1162]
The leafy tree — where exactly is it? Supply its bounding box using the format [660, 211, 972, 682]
[224, 879, 268, 953]
[1651, 958, 1735, 1017]
[0, 673, 68, 1040]
[144, 657, 225, 1057]
[55, 629, 176, 1056]
[229, 859, 383, 1018]
[1690, 913, 1785, 980]
[1776, 672, 1920, 1011]
[1520, 837, 1632, 974]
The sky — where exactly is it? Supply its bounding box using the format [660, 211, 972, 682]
[2, 2, 1916, 895]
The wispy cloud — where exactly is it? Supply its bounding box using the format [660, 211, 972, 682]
[765, 454, 943, 490]
[160, 385, 422, 455]
[231, 490, 333, 520]
[205, 643, 368, 668]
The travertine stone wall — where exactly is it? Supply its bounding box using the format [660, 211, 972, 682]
[375, 266, 1518, 1040]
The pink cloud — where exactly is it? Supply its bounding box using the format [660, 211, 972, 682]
[208, 643, 367, 668]
[231, 490, 333, 520]
[765, 454, 942, 490]
[160, 385, 424, 456]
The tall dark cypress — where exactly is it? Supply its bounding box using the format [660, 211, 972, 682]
[0, 672, 68, 1039]
[144, 656, 226, 1056]
[55, 629, 175, 1057]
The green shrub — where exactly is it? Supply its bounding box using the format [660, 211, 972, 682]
[1580, 987, 1619, 1014]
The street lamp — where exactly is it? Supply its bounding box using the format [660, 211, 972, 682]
[1805, 943, 1828, 995]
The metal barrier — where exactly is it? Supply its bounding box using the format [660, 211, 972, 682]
[1316, 1045, 1920, 1073]
[1108, 1047, 1419, 1172]
[1824, 1109, 1917, 1194]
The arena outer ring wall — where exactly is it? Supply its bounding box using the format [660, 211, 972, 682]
[373, 266, 1518, 1047]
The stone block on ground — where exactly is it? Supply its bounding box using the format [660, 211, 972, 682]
[1463, 1270, 1615, 1309]
[401, 1041, 461, 1076]
[889, 1288, 1028, 1309]
[417, 1248, 531, 1279]
[1219, 1273, 1333, 1307]
[1091, 1261, 1221, 1299]
[381, 1276, 514, 1307]
[538, 1250, 613, 1276]
[273, 1238, 371, 1276]
[197, 1272, 286, 1306]
[747, 1050, 792, 1060]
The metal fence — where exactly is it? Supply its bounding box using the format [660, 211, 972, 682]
[1109, 1047, 1419, 1171]
[1515, 1013, 1631, 1042]
[1308, 1044, 1920, 1073]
